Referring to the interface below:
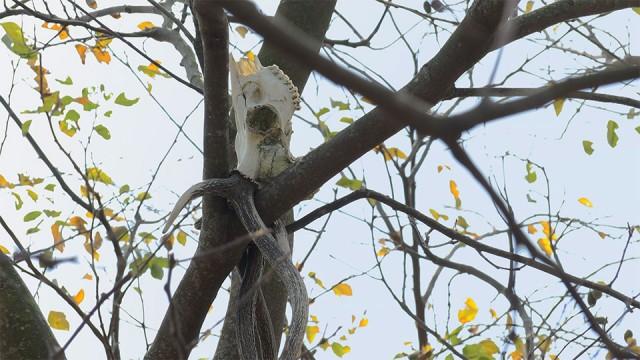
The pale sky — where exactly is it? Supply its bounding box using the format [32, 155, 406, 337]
[1, 1, 639, 359]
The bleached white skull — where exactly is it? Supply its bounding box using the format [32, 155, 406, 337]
[230, 53, 300, 180]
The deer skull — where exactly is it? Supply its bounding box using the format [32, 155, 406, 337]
[230, 53, 300, 180]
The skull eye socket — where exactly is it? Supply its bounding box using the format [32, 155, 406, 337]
[241, 81, 263, 104]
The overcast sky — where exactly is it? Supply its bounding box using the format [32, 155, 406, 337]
[1, 1, 639, 359]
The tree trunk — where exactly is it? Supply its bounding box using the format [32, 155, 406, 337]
[0, 253, 66, 360]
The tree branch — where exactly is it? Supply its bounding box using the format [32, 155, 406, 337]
[448, 87, 640, 108]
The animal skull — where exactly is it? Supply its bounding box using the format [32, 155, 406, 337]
[229, 53, 300, 180]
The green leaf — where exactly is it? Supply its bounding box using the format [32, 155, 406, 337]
[524, 161, 537, 183]
[44, 184, 56, 191]
[635, 126, 640, 134]
[43, 209, 62, 217]
[55, 76, 73, 85]
[86, 167, 114, 185]
[456, 216, 469, 229]
[336, 176, 363, 191]
[12, 192, 23, 209]
[119, 184, 130, 194]
[553, 98, 565, 116]
[135, 191, 151, 201]
[104, 110, 112, 117]
[26, 226, 40, 235]
[582, 140, 594, 155]
[462, 339, 499, 360]
[177, 230, 187, 245]
[330, 98, 350, 111]
[21, 120, 32, 136]
[114, 92, 139, 106]
[446, 325, 463, 346]
[139, 232, 156, 242]
[27, 189, 38, 201]
[339, 117, 353, 124]
[1, 22, 36, 58]
[331, 342, 351, 357]
[315, 107, 329, 118]
[150, 262, 164, 280]
[23, 210, 42, 222]
[94, 125, 111, 140]
[606, 120, 619, 148]
[65, 109, 80, 122]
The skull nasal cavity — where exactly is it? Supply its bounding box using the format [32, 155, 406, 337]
[247, 106, 278, 132]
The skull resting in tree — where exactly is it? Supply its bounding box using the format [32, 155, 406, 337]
[229, 53, 301, 180]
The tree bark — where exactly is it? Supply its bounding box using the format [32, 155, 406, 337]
[214, 1, 336, 357]
[0, 253, 66, 360]
[145, 3, 230, 359]
[147, 1, 335, 359]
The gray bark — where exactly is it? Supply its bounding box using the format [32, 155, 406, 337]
[0, 253, 66, 360]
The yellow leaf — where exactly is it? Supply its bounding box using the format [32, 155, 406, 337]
[489, 308, 497, 319]
[578, 197, 593, 208]
[138, 60, 167, 78]
[82, 273, 93, 280]
[449, 180, 460, 199]
[449, 180, 462, 208]
[510, 350, 524, 360]
[480, 339, 499, 355]
[537, 237, 553, 256]
[306, 325, 320, 343]
[310, 314, 319, 323]
[73, 289, 85, 304]
[112, 226, 130, 242]
[633, 7, 640, 15]
[75, 44, 87, 64]
[95, 36, 112, 49]
[0, 174, 11, 188]
[525, 1, 534, 13]
[598, 231, 608, 240]
[331, 342, 351, 357]
[540, 220, 556, 239]
[537, 335, 552, 353]
[358, 317, 368, 327]
[421, 344, 433, 355]
[373, 145, 407, 161]
[91, 47, 111, 64]
[385, 147, 406, 161]
[458, 297, 478, 324]
[177, 230, 187, 246]
[0, 244, 9, 254]
[137, 21, 155, 30]
[319, 339, 330, 350]
[332, 283, 353, 297]
[68, 216, 87, 231]
[235, 25, 249, 38]
[308, 272, 326, 289]
[553, 98, 565, 116]
[527, 224, 537, 234]
[51, 223, 64, 253]
[86, 167, 114, 185]
[47, 311, 70, 331]
[376, 246, 390, 257]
